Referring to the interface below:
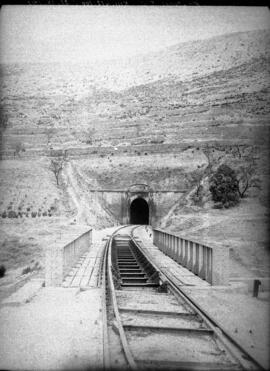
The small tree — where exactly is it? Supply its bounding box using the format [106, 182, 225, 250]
[191, 167, 205, 204]
[49, 150, 67, 186]
[237, 164, 260, 198]
[202, 144, 215, 173]
[209, 164, 240, 208]
[231, 145, 259, 198]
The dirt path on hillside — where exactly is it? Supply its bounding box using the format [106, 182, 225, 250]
[63, 162, 116, 228]
[63, 162, 90, 225]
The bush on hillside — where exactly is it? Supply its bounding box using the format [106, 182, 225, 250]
[209, 164, 240, 208]
[22, 266, 31, 275]
[22, 262, 41, 276]
[8, 210, 17, 218]
[0, 264, 6, 278]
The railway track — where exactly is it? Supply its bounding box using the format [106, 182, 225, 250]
[101, 225, 264, 371]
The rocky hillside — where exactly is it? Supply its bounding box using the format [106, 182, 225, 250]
[1, 29, 269, 154]
[0, 29, 269, 282]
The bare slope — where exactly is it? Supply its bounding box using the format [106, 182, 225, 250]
[1, 29, 269, 153]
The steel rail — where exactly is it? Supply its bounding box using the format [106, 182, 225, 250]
[101, 237, 110, 370]
[101, 225, 137, 370]
[131, 226, 265, 371]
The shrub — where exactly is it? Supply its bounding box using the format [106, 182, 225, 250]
[191, 185, 204, 205]
[209, 165, 240, 208]
[213, 202, 224, 209]
[22, 266, 31, 275]
[0, 264, 6, 278]
[31, 211, 37, 218]
[34, 261, 42, 270]
[42, 211, 47, 217]
[2, 211, 7, 218]
[8, 210, 17, 218]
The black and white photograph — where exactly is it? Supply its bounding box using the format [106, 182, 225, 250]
[0, 4, 269, 370]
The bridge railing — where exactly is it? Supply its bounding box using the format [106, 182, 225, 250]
[45, 229, 92, 286]
[153, 228, 229, 285]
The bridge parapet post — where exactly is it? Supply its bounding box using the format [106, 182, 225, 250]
[45, 229, 92, 287]
[153, 229, 229, 285]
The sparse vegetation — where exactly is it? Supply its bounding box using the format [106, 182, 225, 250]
[21, 261, 42, 275]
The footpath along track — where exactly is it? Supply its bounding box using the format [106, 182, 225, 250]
[101, 225, 264, 371]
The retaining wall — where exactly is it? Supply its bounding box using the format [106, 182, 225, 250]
[45, 229, 92, 286]
[153, 228, 229, 285]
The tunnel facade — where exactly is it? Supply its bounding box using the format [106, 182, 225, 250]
[93, 183, 184, 227]
[130, 197, 149, 225]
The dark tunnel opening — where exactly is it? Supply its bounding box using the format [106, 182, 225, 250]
[130, 198, 149, 225]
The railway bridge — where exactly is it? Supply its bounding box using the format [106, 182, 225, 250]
[42, 182, 266, 370]
[43, 225, 264, 370]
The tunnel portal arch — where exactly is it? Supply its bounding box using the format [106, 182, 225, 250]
[129, 197, 149, 225]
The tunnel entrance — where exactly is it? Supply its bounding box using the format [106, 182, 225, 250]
[130, 198, 149, 225]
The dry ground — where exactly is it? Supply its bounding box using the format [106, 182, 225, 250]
[0, 217, 89, 301]
[0, 287, 103, 370]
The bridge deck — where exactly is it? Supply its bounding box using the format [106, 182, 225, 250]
[63, 226, 209, 289]
[63, 240, 104, 288]
[133, 227, 210, 288]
